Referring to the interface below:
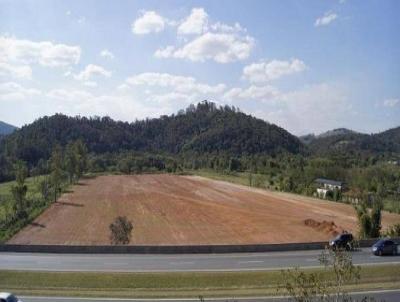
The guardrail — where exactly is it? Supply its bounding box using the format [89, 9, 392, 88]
[0, 238, 392, 254]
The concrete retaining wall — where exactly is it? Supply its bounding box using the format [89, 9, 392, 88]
[0, 238, 389, 254]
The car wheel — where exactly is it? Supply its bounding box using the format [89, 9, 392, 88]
[378, 250, 382, 256]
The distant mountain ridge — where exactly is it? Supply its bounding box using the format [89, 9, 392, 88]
[306, 126, 400, 156]
[299, 128, 359, 144]
[0, 121, 17, 135]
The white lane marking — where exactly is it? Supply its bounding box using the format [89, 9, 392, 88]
[238, 260, 264, 264]
[169, 261, 194, 265]
[19, 288, 400, 301]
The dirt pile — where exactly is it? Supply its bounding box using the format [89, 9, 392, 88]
[304, 218, 344, 236]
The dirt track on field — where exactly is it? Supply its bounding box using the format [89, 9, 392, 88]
[9, 174, 400, 245]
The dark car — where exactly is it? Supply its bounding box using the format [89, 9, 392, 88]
[372, 239, 399, 256]
[329, 233, 354, 250]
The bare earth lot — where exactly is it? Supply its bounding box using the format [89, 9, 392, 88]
[9, 174, 400, 245]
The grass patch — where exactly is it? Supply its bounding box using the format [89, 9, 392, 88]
[191, 169, 255, 187]
[1, 264, 399, 298]
[0, 175, 72, 243]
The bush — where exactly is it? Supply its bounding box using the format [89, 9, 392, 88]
[385, 223, 400, 237]
[109, 216, 133, 245]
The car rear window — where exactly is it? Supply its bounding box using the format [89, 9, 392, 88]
[6, 295, 18, 302]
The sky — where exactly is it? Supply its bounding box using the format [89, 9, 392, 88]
[0, 0, 399, 135]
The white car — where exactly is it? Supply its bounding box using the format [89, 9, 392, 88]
[0, 293, 22, 302]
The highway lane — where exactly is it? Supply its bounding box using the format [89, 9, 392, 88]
[1, 248, 399, 272]
[19, 289, 400, 302]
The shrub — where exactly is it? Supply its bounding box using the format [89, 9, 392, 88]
[109, 216, 133, 245]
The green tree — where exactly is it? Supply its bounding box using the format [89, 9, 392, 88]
[11, 160, 28, 219]
[50, 145, 63, 202]
[356, 200, 382, 239]
[65, 142, 77, 184]
[73, 139, 87, 179]
[370, 199, 382, 238]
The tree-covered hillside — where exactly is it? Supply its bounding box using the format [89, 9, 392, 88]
[0, 101, 304, 169]
[307, 127, 400, 156]
[0, 121, 17, 136]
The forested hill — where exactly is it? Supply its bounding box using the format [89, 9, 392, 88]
[0, 121, 17, 135]
[0, 101, 304, 166]
[308, 126, 400, 156]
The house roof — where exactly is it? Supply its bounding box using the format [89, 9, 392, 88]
[315, 178, 343, 186]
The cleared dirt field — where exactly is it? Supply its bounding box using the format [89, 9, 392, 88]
[9, 174, 400, 245]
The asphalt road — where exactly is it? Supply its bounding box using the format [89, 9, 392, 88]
[1, 248, 399, 272]
[18, 289, 400, 302]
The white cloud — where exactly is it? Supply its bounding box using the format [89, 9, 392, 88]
[0, 62, 32, 79]
[224, 85, 280, 102]
[156, 32, 254, 63]
[47, 88, 93, 102]
[154, 8, 253, 63]
[78, 17, 86, 24]
[125, 72, 226, 94]
[315, 12, 338, 27]
[73, 64, 111, 81]
[151, 92, 192, 105]
[243, 59, 307, 83]
[259, 83, 351, 135]
[0, 36, 81, 67]
[0, 82, 41, 101]
[210, 22, 246, 33]
[100, 49, 114, 59]
[83, 81, 98, 87]
[383, 98, 399, 107]
[154, 46, 175, 58]
[132, 11, 166, 34]
[178, 8, 208, 35]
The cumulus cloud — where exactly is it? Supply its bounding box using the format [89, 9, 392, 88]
[154, 46, 176, 59]
[156, 32, 254, 63]
[224, 85, 280, 102]
[73, 64, 111, 81]
[132, 11, 166, 34]
[178, 8, 208, 35]
[243, 59, 307, 83]
[125, 72, 226, 94]
[100, 49, 114, 59]
[47, 88, 93, 102]
[260, 83, 351, 134]
[383, 98, 399, 107]
[154, 7, 253, 63]
[83, 81, 98, 87]
[210, 22, 246, 33]
[0, 36, 81, 67]
[315, 12, 338, 27]
[0, 62, 32, 79]
[0, 82, 41, 101]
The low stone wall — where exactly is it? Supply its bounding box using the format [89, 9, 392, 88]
[0, 238, 388, 254]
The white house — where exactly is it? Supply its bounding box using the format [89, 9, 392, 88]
[315, 178, 344, 199]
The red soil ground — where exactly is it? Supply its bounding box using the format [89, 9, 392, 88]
[8, 174, 400, 245]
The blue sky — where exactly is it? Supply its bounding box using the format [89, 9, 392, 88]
[0, 0, 399, 135]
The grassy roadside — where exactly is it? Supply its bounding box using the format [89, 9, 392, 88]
[1, 264, 400, 298]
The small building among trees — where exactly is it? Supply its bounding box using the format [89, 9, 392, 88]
[315, 178, 344, 200]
